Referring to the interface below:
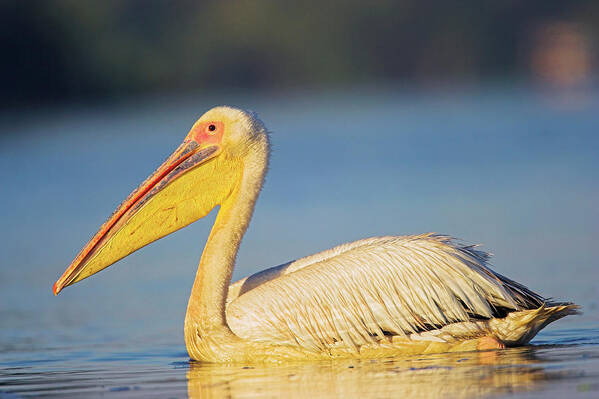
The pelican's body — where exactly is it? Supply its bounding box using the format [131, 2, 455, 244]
[54, 106, 578, 362]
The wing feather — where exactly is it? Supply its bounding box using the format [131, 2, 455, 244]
[226, 234, 545, 352]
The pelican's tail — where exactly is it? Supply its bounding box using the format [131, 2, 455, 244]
[488, 303, 580, 346]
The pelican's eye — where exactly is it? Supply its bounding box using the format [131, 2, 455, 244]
[193, 121, 223, 143]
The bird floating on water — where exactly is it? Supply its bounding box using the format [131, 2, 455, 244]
[53, 106, 578, 362]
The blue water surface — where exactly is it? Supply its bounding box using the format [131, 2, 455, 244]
[1, 84, 598, 398]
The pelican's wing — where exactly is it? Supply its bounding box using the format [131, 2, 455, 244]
[226, 234, 545, 352]
[226, 237, 385, 305]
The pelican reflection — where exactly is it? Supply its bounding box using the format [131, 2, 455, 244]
[187, 347, 552, 399]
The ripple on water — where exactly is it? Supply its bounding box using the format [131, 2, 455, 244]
[1, 331, 599, 398]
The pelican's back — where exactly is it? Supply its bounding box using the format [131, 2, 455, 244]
[226, 234, 575, 354]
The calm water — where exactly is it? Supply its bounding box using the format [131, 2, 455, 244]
[1, 85, 599, 398]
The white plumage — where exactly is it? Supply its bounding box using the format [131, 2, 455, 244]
[226, 234, 553, 353]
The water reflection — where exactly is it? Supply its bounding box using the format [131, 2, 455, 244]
[187, 348, 553, 399]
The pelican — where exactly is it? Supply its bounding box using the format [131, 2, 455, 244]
[53, 106, 578, 362]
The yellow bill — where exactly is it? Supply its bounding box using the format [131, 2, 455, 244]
[53, 119, 228, 294]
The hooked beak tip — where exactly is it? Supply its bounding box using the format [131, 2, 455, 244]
[53, 281, 61, 296]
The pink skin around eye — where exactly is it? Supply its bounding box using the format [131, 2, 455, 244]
[189, 121, 224, 146]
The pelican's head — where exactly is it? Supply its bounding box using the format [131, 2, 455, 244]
[53, 106, 268, 295]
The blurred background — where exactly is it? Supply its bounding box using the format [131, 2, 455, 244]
[2, 0, 598, 108]
[1, 0, 598, 353]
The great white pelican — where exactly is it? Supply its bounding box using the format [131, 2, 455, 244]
[53, 106, 578, 362]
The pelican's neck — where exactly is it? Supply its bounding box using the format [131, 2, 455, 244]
[185, 145, 268, 338]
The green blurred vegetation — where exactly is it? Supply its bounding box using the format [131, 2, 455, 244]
[2, 0, 598, 107]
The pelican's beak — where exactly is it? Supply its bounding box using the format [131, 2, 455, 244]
[53, 137, 221, 295]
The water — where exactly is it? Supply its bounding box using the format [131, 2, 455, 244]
[2, 330, 599, 398]
[1, 84, 599, 398]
